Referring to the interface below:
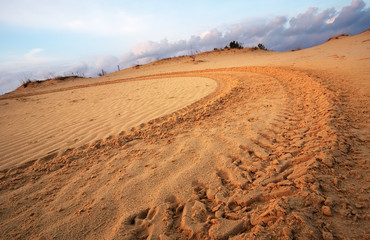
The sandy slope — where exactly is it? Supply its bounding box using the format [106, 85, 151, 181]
[0, 31, 369, 239]
[0, 77, 216, 170]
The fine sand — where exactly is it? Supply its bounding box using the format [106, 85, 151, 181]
[0, 77, 216, 170]
[0, 30, 369, 239]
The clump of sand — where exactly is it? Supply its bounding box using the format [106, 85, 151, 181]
[0, 30, 369, 239]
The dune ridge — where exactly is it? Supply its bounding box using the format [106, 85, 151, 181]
[0, 31, 369, 239]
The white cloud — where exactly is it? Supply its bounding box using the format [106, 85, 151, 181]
[0, 48, 122, 94]
[22, 48, 49, 65]
[118, 0, 370, 68]
[1, 48, 55, 72]
[0, 1, 149, 36]
[1, 0, 370, 94]
[326, 16, 337, 24]
[24, 48, 43, 58]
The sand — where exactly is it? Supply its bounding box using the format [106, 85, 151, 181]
[0, 77, 217, 170]
[0, 30, 369, 239]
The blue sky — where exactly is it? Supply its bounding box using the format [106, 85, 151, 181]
[0, 0, 369, 93]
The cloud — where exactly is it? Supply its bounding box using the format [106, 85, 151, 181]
[119, 0, 370, 67]
[24, 48, 44, 58]
[1, 48, 54, 72]
[0, 50, 121, 94]
[1, 0, 370, 94]
[0, 1, 149, 36]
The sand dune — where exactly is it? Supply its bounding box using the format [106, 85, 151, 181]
[0, 77, 216, 170]
[0, 30, 369, 239]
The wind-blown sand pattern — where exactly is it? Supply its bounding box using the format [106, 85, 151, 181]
[0, 77, 216, 170]
[0, 31, 369, 239]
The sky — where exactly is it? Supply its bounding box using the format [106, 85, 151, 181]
[0, 0, 369, 94]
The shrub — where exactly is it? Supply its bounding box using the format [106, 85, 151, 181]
[19, 72, 86, 89]
[327, 33, 349, 41]
[291, 47, 302, 51]
[54, 72, 85, 80]
[98, 69, 107, 76]
[228, 41, 243, 49]
[258, 43, 266, 50]
[21, 79, 32, 88]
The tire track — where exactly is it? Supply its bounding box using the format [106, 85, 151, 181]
[0, 67, 363, 239]
[110, 67, 341, 239]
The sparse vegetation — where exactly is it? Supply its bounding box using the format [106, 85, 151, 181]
[189, 49, 199, 62]
[251, 43, 267, 51]
[226, 41, 243, 49]
[258, 43, 267, 50]
[21, 79, 33, 88]
[20, 72, 86, 88]
[54, 72, 85, 80]
[98, 69, 107, 77]
[189, 46, 199, 62]
[327, 33, 349, 41]
[291, 47, 302, 51]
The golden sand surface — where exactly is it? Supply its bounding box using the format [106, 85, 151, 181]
[0, 30, 369, 239]
[0, 77, 216, 170]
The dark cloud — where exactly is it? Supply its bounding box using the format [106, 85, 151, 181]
[331, 0, 370, 33]
[119, 0, 370, 67]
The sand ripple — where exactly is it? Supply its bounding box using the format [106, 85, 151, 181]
[0, 77, 216, 170]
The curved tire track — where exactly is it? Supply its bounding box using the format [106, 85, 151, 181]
[1, 67, 366, 240]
